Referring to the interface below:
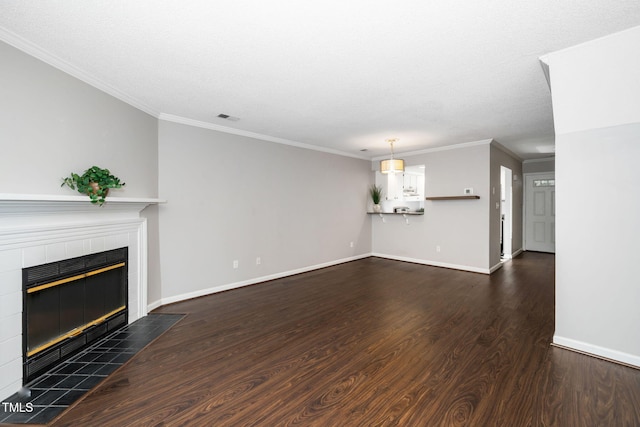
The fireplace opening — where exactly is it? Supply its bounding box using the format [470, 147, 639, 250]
[22, 248, 128, 383]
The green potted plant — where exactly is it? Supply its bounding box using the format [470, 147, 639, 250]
[61, 166, 125, 206]
[369, 184, 383, 213]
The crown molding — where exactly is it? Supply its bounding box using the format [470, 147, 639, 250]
[371, 139, 494, 161]
[0, 28, 530, 163]
[523, 156, 555, 164]
[0, 28, 369, 161]
[158, 113, 370, 160]
[0, 27, 159, 117]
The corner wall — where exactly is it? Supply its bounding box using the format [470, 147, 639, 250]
[547, 25, 640, 367]
[372, 142, 492, 273]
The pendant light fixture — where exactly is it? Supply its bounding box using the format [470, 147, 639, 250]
[380, 138, 405, 174]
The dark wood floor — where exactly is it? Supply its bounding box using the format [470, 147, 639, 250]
[46, 253, 640, 426]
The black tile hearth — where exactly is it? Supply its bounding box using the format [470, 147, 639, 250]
[0, 313, 183, 425]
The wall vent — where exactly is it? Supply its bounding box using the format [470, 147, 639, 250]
[217, 113, 240, 121]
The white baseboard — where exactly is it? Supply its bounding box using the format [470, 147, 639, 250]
[371, 253, 491, 274]
[489, 262, 504, 273]
[147, 254, 371, 311]
[500, 248, 523, 261]
[553, 335, 640, 369]
[146, 299, 163, 312]
[148, 252, 501, 312]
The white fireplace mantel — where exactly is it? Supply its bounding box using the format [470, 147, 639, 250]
[0, 193, 164, 213]
[0, 193, 165, 231]
[0, 193, 164, 203]
[0, 193, 164, 400]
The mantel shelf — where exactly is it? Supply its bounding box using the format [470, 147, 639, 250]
[0, 193, 165, 204]
[425, 195, 480, 200]
[0, 193, 166, 218]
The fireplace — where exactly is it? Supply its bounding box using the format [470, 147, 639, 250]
[0, 193, 161, 400]
[23, 248, 128, 382]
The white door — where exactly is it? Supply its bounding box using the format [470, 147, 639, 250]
[524, 173, 555, 253]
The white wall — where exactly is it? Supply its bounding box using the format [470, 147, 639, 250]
[156, 121, 372, 305]
[549, 27, 640, 135]
[0, 41, 158, 198]
[523, 157, 554, 174]
[548, 25, 640, 367]
[0, 40, 162, 304]
[372, 142, 493, 273]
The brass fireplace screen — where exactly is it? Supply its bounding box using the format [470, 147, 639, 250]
[23, 248, 128, 382]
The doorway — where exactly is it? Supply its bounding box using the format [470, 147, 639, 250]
[500, 166, 513, 260]
[524, 172, 556, 253]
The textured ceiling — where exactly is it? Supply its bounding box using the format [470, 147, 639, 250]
[1, 1, 639, 160]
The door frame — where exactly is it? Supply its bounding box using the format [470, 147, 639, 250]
[500, 166, 513, 259]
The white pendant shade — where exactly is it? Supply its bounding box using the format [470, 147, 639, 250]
[380, 138, 404, 174]
[380, 158, 405, 174]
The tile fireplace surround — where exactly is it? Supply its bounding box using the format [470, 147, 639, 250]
[0, 194, 163, 401]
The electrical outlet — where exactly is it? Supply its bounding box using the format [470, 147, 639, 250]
[350, 242, 354, 248]
[256, 257, 261, 265]
[233, 260, 238, 269]
[436, 245, 441, 253]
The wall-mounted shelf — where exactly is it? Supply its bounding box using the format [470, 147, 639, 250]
[425, 195, 480, 200]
